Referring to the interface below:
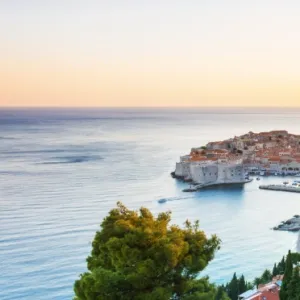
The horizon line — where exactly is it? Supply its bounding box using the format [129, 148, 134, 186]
[1, 106, 300, 109]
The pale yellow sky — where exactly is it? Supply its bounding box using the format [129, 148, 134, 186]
[1, 1, 300, 107]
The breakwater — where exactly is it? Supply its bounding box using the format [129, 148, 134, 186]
[259, 184, 300, 193]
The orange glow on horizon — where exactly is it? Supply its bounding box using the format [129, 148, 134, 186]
[1, 1, 300, 107]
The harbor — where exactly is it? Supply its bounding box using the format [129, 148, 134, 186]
[179, 179, 300, 193]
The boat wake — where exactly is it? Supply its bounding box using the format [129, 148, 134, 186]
[158, 196, 193, 204]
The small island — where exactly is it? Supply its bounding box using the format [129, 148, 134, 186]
[172, 130, 300, 190]
[273, 215, 300, 232]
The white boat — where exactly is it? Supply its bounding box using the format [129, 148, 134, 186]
[260, 171, 265, 176]
[294, 173, 300, 177]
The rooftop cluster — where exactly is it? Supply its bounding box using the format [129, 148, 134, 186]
[239, 275, 282, 299]
[184, 130, 300, 174]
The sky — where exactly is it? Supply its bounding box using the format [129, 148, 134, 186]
[1, 0, 300, 107]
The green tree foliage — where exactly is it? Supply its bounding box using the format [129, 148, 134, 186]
[215, 285, 230, 300]
[253, 277, 260, 287]
[238, 275, 246, 295]
[261, 269, 272, 284]
[253, 269, 272, 287]
[225, 273, 253, 300]
[280, 250, 293, 300]
[227, 273, 238, 300]
[291, 252, 300, 265]
[74, 202, 221, 300]
[225, 251, 300, 300]
[287, 267, 300, 300]
[272, 263, 278, 277]
[279, 256, 286, 273]
[276, 255, 286, 274]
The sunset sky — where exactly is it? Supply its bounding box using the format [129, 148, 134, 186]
[1, 1, 300, 107]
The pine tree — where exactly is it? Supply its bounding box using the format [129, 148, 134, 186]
[238, 275, 246, 295]
[287, 267, 300, 300]
[215, 286, 224, 300]
[252, 269, 272, 287]
[74, 202, 221, 300]
[280, 250, 293, 300]
[215, 285, 230, 300]
[227, 273, 239, 300]
[261, 269, 272, 283]
[245, 281, 253, 290]
[278, 256, 286, 274]
[272, 263, 278, 277]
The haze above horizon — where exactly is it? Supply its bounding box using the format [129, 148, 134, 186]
[1, 1, 300, 108]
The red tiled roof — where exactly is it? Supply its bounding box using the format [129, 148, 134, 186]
[268, 156, 281, 162]
[208, 149, 229, 153]
[189, 156, 208, 162]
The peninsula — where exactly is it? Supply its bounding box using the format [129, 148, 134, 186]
[172, 130, 300, 188]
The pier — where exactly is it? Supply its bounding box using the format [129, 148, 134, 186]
[259, 184, 300, 193]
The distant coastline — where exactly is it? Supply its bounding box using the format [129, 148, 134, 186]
[1, 106, 300, 114]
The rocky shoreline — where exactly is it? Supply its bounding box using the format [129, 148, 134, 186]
[170, 171, 253, 192]
[170, 171, 192, 182]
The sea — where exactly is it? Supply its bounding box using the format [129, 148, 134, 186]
[1, 107, 300, 300]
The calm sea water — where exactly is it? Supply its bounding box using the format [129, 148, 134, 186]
[1, 108, 300, 300]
